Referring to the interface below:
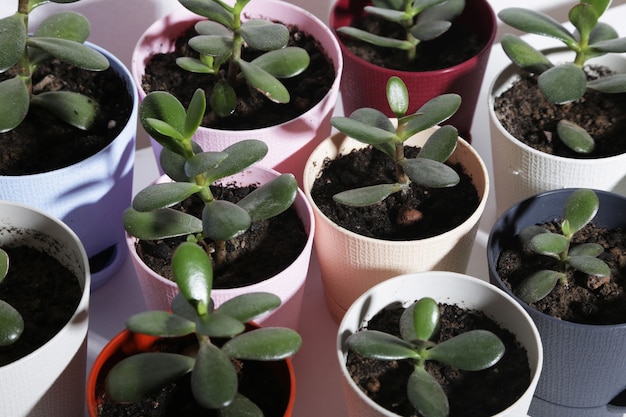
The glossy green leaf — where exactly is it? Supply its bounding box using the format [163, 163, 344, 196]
[387, 76, 409, 118]
[205, 140, 268, 182]
[569, 242, 604, 257]
[191, 343, 238, 409]
[210, 79, 237, 117]
[220, 393, 264, 417]
[217, 292, 281, 323]
[589, 22, 619, 45]
[333, 183, 404, 207]
[185, 151, 229, 177]
[27, 37, 109, 70]
[346, 330, 420, 360]
[123, 208, 203, 239]
[403, 94, 461, 139]
[331, 115, 398, 146]
[400, 157, 460, 188]
[517, 269, 564, 303]
[195, 20, 232, 36]
[500, 33, 554, 74]
[240, 20, 289, 51]
[569, 3, 599, 42]
[589, 36, 626, 53]
[418, 125, 458, 162]
[587, 74, 626, 93]
[34, 11, 90, 42]
[237, 174, 297, 221]
[222, 327, 302, 360]
[176, 57, 214, 73]
[132, 182, 204, 212]
[426, 330, 505, 371]
[160, 142, 203, 182]
[144, 117, 186, 143]
[528, 232, 568, 257]
[0, 77, 29, 133]
[202, 200, 251, 242]
[140, 91, 187, 148]
[337, 27, 412, 50]
[238, 59, 290, 104]
[410, 20, 451, 41]
[498, 8, 576, 45]
[557, 120, 595, 154]
[0, 249, 7, 282]
[250, 47, 310, 78]
[171, 292, 206, 322]
[105, 352, 194, 403]
[563, 188, 599, 235]
[188, 35, 233, 57]
[372, 0, 403, 10]
[417, 0, 464, 22]
[0, 300, 24, 347]
[31, 91, 97, 130]
[363, 5, 407, 23]
[412, 0, 449, 12]
[411, 298, 440, 342]
[173, 241, 213, 314]
[568, 255, 610, 276]
[125, 311, 196, 337]
[0, 14, 27, 71]
[184, 88, 207, 138]
[583, 0, 611, 17]
[538, 64, 587, 104]
[195, 312, 245, 338]
[180, 0, 234, 29]
[407, 367, 449, 417]
[519, 225, 550, 248]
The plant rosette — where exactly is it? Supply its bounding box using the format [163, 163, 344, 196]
[489, 47, 626, 216]
[127, 166, 314, 330]
[330, 0, 496, 142]
[132, 1, 342, 184]
[487, 188, 626, 416]
[303, 126, 489, 323]
[337, 271, 543, 417]
[0, 201, 90, 417]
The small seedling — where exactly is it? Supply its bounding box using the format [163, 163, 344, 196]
[329, 76, 461, 207]
[516, 188, 611, 304]
[346, 297, 505, 417]
[0, 248, 24, 347]
[498, 0, 626, 154]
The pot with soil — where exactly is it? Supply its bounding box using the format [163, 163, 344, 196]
[487, 188, 626, 417]
[132, 0, 342, 184]
[337, 271, 543, 417]
[0, 200, 90, 417]
[330, 0, 496, 142]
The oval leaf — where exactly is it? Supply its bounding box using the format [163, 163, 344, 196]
[195, 20, 232, 36]
[188, 35, 233, 57]
[180, 0, 234, 28]
[426, 330, 505, 370]
[517, 269, 564, 303]
[160, 142, 203, 182]
[400, 158, 460, 188]
[27, 37, 109, 70]
[331, 116, 397, 146]
[35, 11, 90, 42]
[568, 255, 610, 276]
[337, 27, 412, 50]
[520, 225, 550, 248]
[250, 47, 310, 78]
[538, 64, 587, 104]
[195, 312, 245, 338]
[0, 300, 24, 347]
[222, 327, 302, 360]
[205, 139, 268, 182]
[529, 232, 569, 257]
[410, 20, 451, 41]
[237, 174, 297, 221]
[417, 0, 464, 21]
[557, 119, 595, 154]
[185, 151, 229, 177]
[403, 94, 461, 139]
[240, 20, 289, 51]
[0, 248, 7, 282]
[192, 343, 238, 409]
[498, 8, 575, 45]
[407, 367, 449, 417]
[563, 188, 599, 235]
[123, 207, 203, 240]
[210, 79, 237, 117]
[418, 125, 458, 162]
[132, 182, 203, 212]
[569, 242, 604, 257]
[217, 292, 281, 323]
[202, 200, 251, 242]
[500, 33, 553, 74]
[173, 241, 213, 313]
[185, 88, 207, 138]
[0, 77, 29, 133]
[411, 297, 440, 342]
[176, 57, 214, 73]
[569, 3, 599, 42]
[140, 91, 187, 147]
[125, 311, 196, 337]
[386, 76, 409, 118]
[333, 183, 404, 207]
[220, 393, 263, 417]
[0, 14, 27, 71]
[586, 74, 626, 93]
[238, 59, 290, 104]
[346, 330, 419, 360]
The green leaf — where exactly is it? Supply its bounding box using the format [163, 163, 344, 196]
[589, 22, 619, 45]
[0, 77, 29, 133]
[417, 0, 464, 22]
[192, 342, 238, 409]
[217, 292, 281, 323]
[140, 91, 187, 148]
[34, 11, 90, 42]
[426, 330, 505, 370]
[528, 232, 569, 257]
[210, 79, 237, 117]
[132, 182, 204, 212]
[238, 59, 290, 104]
[569, 3, 599, 42]
[412, 0, 449, 12]
[202, 200, 252, 242]
[125, 311, 196, 337]
[239, 20, 289, 51]
[171, 292, 207, 322]
[418, 125, 458, 163]
[364, 5, 408, 22]
[195, 20, 232, 36]
[173, 241, 213, 315]
[538, 64, 587, 104]
[0, 248, 7, 282]
[27, 37, 109, 70]
[123, 208, 203, 239]
[160, 142, 204, 182]
[176, 57, 215, 73]
[0, 300, 24, 347]
[237, 174, 297, 221]
[583, 0, 611, 17]
[31, 91, 98, 130]
[250, 47, 310, 78]
[498, 7, 576, 45]
[587, 74, 626, 93]
[589, 37, 626, 54]
[330, 115, 398, 146]
[346, 330, 420, 360]
[222, 327, 302, 360]
[520, 225, 549, 248]
[563, 188, 599, 235]
[333, 183, 404, 207]
[410, 298, 440, 342]
[569, 242, 604, 257]
[407, 367, 449, 417]
[195, 312, 245, 338]
[557, 120, 595, 154]
[185, 88, 207, 138]
[188, 35, 233, 57]
[372, 0, 403, 10]
[403, 94, 461, 139]
[179, 0, 235, 29]
[220, 393, 264, 417]
[337, 27, 412, 50]
[105, 352, 194, 403]
[410, 20, 451, 41]
[400, 158, 460, 188]
[386, 76, 409, 118]
[205, 140, 268, 182]
[500, 33, 554, 74]
[185, 151, 230, 177]
[568, 255, 610, 276]
[0, 14, 27, 71]
[517, 269, 564, 303]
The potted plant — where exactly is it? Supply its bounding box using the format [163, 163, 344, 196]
[487, 188, 626, 417]
[87, 239, 301, 417]
[124, 88, 314, 329]
[330, 0, 496, 141]
[488, 0, 626, 215]
[337, 271, 543, 417]
[132, 0, 342, 182]
[0, 200, 90, 417]
[303, 76, 489, 322]
[0, 0, 138, 288]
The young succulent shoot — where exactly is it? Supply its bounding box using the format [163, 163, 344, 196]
[175, 0, 311, 117]
[0, 0, 110, 133]
[498, 0, 626, 154]
[123, 88, 298, 267]
[337, 0, 465, 61]
[0, 248, 25, 347]
[346, 297, 505, 417]
[516, 188, 611, 304]
[104, 241, 302, 416]
[329, 76, 461, 207]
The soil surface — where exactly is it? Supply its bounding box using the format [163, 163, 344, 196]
[493, 68, 626, 159]
[0, 245, 82, 366]
[136, 183, 308, 289]
[141, 22, 335, 130]
[496, 221, 626, 325]
[346, 302, 531, 417]
[309, 145, 480, 240]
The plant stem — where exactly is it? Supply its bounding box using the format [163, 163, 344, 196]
[395, 143, 409, 184]
[17, 0, 31, 94]
[227, 10, 243, 86]
[214, 240, 227, 268]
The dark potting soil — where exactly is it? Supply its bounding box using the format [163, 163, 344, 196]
[0, 59, 133, 175]
[309, 146, 480, 240]
[339, 14, 486, 71]
[136, 183, 308, 289]
[496, 221, 626, 325]
[141, 22, 336, 130]
[346, 302, 531, 417]
[0, 245, 82, 366]
[493, 69, 626, 159]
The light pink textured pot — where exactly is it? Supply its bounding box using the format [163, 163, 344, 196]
[132, 1, 343, 184]
[127, 166, 315, 330]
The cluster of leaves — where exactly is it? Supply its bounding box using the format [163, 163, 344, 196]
[337, 0, 465, 61]
[516, 188, 611, 304]
[0, 248, 24, 347]
[499, 0, 626, 154]
[0, 0, 110, 133]
[123, 88, 298, 266]
[175, 0, 310, 117]
[329, 76, 461, 207]
[105, 241, 302, 416]
[346, 297, 505, 417]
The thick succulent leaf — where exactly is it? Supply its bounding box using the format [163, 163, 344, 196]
[204, 139, 268, 182]
[173, 242, 214, 314]
[568, 255, 610, 276]
[123, 207, 203, 239]
[195, 20, 232, 36]
[403, 94, 461, 138]
[412, 0, 448, 11]
[418, 125, 457, 162]
[407, 367, 449, 417]
[584, 0, 611, 17]
[410, 20, 451, 41]
[569, 3, 599, 42]
[410, 298, 440, 342]
[237, 174, 297, 221]
[372, 0, 403, 10]
[171, 292, 206, 322]
[31, 91, 97, 130]
[538, 63, 587, 104]
[202, 200, 251, 242]
[217, 292, 281, 323]
[556, 119, 595, 154]
[132, 182, 204, 212]
[238, 59, 290, 103]
[352, 107, 397, 132]
[498, 8, 576, 45]
[176, 57, 214, 73]
[333, 183, 404, 207]
[519, 225, 550, 246]
[587, 74, 626, 93]
[589, 36, 626, 54]
[250, 47, 310, 78]
[35, 11, 90, 42]
[0, 248, 7, 282]
[210, 79, 237, 117]
[220, 393, 263, 417]
[27, 37, 109, 70]
[346, 330, 420, 360]
[337, 27, 413, 50]
[195, 312, 245, 338]
[179, 0, 234, 28]
[589, 22, 619, 44]
[105, 352, 194, 403]
[516, 269, 564, 303]
[140, 91, 187, 148]
[363, 5, 408, 22]
[185, 151, 229, 177]
[160, 142, 204, 182]
[386, 76, 409, 118]
[569, 242, 604, 257]
[188, 35, 233, 57]
[500, 33, 553, 74]
[0, 300, 24, 347]
[417, 0, 464, 22]
[0, 14, 27, 71]
[0, 77, 29, 133]
[222, 328, 302, 360]
[192, 343, 238, 409]
[562, 188, 599, 236]
[240, 20, 289, 51]
[528, 232, 568, 257]
[184, 88, 207, 138]
[426, 330, 505, 370]
[331, 115, 397, 146]
[400, 158, 460, 188]
[125, 311, 196, 337]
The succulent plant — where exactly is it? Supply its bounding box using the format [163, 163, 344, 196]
[336, 0, 465, 61]
[175, 0, 311, 117]
[0, 248, 24, 347]
[499, 0, 626, 154]
[0, 0, 110, 133]
[328, 76, 461, 207]
[346, 297, 505, 417]
[516, 188, 611, 304]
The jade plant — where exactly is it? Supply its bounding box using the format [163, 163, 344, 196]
[104, 241, 302, 416]
[0, 0, 110, 133]
[0, 248, 24, 347]
[498, 0, 626, 154]
[346, 297, 505, 417]
[175, 0, 311, 117]
[516, 188, 611, 304]
[337, 0, 465, 62]
[123, 88, 298, 267]
[329, 76, 461, 207]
